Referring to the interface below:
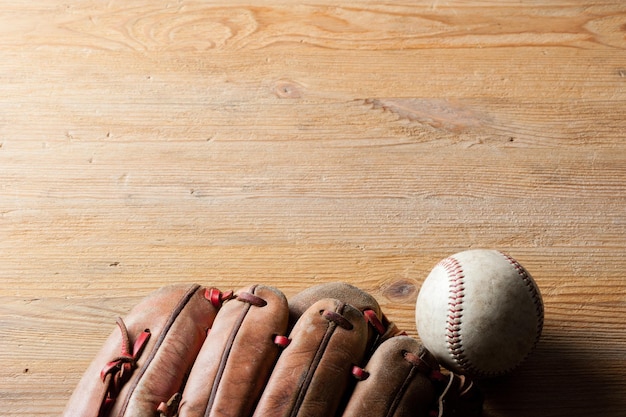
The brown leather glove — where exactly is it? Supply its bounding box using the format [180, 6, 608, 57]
[64, 282, 483, 417]
[255, 282, 483, 417]
[63, 283, 232, 417]
[175, 284, 289, 417]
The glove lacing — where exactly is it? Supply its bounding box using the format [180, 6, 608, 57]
[98, 317, 151, 417]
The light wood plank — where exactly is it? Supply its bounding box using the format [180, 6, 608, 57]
[1, 1, 625, 416]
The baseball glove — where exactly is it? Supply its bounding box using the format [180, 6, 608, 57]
[64, 282, 482, 417]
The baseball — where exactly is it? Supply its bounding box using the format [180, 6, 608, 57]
[415, 249, 544, 378]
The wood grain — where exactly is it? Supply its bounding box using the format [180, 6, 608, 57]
[1, 1, 625, 416]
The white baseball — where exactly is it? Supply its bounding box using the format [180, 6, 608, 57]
[415, 249, 544, 378]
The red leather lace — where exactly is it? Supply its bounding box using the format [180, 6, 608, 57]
[350, 309, 388, 380]
[236, 291, 268, 307]
[363, 309, 386, 335]
[98, 318, 151, 417]
[321, 309, 354, 330]
[274, 334, 291, 348]
[205, 288, 235, 307]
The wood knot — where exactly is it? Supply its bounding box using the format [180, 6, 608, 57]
[273, 80, 304, 99]
[381, 279, 417, 303]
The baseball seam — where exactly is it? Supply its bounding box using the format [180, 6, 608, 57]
[444, 252, 544, 378]
[499, 251, 544, 351]
[442, 256, 475, 375]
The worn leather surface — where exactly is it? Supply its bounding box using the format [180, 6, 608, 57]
[252, 298, 369, 417]
[63, 284, 221, 417]
[177, 284, 289, 417]
[287, 282, 385, 347]
[64, 282, 482, 417]
[288, 282, 381, 318]
[342, 336, 438, 417]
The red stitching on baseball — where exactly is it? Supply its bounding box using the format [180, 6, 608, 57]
[499, 252, 544, 352]
[442, 256, 470, 372]
[444, 252, 544, 378]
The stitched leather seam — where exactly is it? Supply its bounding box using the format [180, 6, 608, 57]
[385, 362, 419, 417]
[117, 283, 201, 416]
[204, 285, 258, 417]
[289, 302, 347, 417]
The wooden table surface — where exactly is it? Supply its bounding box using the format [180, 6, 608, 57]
[1, 1, 625, 416]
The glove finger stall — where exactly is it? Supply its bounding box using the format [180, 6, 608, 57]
[343, 336, 439, 417]
[177, 284, 289, 417]
[63, 283, 225, 417]
[253, 298, 369, 417]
